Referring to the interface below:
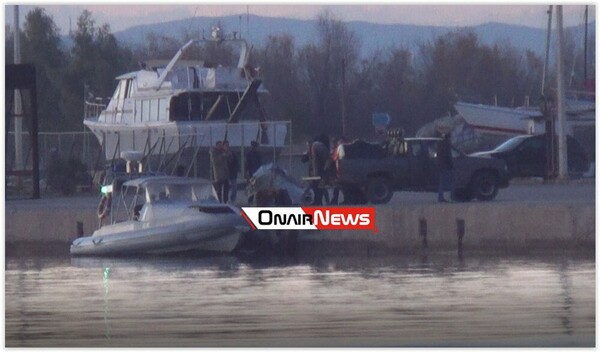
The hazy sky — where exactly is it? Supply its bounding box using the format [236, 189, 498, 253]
[4, 4, 594, 35]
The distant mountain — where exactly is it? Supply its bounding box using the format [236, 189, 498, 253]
[111, 14, 594, 58]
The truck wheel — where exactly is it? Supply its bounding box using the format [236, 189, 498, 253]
[342, 186, 367, 205]
[470, 172, 498, 201]
[452, 188, 472, 202]
[366, 177, 393, 204]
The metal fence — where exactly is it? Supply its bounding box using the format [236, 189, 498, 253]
[6, 123, 294, 197]
[6, 131, 105, 174]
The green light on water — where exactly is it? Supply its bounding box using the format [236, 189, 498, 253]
[103, 267, 111, 280]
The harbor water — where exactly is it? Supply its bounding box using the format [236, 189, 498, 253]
[5, 245, 595, 347]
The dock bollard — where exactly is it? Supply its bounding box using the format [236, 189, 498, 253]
[456, 218, 465, 257]
[419, 218, 428, 249]
[76, 221, 84, 238]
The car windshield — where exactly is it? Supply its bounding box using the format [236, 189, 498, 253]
[493, 136, 529, 152]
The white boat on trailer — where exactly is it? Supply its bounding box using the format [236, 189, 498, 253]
[70, 176, 249, 256]
[83, 26, 288, 162]
[454, 101, 546, 136]
[455, 94, 595, 137]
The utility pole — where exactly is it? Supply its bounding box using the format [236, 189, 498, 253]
[14, 5, 24, 174]
[341, 58, 347, 137]
[542, 6, 555, 178]
[541, 6, 553, 95]
[584, 5, 588, 82]
[555, 5, 568, 179]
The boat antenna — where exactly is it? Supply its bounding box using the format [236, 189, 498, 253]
[187, 6, 199, 38]
[239, 15, 242, 39]
[247, 5, 250, 43]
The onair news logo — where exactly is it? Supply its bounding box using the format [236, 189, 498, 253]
[241, 207, 377, 232]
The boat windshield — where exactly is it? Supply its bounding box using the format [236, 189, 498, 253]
[145, 183, 215, 203]
[493, 136, 529, 153]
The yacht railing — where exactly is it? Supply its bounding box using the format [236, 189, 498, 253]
[84, 99, 108, 120]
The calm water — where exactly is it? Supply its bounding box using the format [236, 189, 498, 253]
[5, 247, 595, 347]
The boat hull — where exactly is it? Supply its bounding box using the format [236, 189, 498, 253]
[455, 102, 545, 136]
[70, 219, 246, 256]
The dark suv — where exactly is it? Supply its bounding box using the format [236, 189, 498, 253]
[471, 134, 590, 179]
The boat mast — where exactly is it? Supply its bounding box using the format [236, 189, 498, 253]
[555, 5, 568, 180]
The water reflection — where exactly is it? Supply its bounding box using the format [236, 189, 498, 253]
[103, 267, 112, 341]
[5, 250, 595, 347]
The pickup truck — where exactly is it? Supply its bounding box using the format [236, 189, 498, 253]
[336, 137, 510, 204]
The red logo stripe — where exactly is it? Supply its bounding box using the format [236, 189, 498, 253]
[240, 209, 257, 230]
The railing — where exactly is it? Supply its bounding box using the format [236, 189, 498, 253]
[84, 99, 108, 119]
[97, 120, 293, 178]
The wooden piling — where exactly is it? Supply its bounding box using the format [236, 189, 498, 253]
[457, 218, 465, 257]
[419, 218, 428, 249]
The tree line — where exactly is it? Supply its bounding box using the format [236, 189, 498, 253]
[5, 8, 594, 140]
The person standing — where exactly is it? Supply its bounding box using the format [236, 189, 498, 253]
[245, 141, 262, 204]
[223, 141, 239, 203]
[330, 136, 347, 205]
[437, 133, 454, 202]
[210, 141, 229, 203]
[245, 141, 262, 180]
[310, 136, 330, 205]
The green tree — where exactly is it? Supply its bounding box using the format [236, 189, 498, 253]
[20, 8, 67, 131]
[257, 34, 309, 142]
[62, 10, 133, 130]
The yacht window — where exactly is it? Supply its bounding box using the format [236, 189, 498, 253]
[151, 100, 159, 121]
[126, 79, 133, 97]
[169, 92, 203, 121]
[117, 80, 127, 103]
[142, 100, 150, 120]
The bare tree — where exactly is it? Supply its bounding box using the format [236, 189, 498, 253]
[298, 11, 360, 138]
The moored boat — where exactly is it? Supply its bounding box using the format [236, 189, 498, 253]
[70, 176, 249, 256]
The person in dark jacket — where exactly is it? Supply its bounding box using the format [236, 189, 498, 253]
[437, 133, 454, 202]
[210, 141, 229, 203]
[245, 141, 262, 204]
[245, 141, 262, 180]
[223, 141, 239, 203]
[310, 137, 330, 205]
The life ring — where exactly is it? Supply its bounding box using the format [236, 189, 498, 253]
[97, 194, 112, 220]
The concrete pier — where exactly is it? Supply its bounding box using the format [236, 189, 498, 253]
[6, 196, 99, 243]
[5, 189, 594, 251]
[304, 202, 594, 251]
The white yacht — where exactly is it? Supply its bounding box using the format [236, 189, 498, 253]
[70, 176, 249, 256]
[84, 27, 288, 163]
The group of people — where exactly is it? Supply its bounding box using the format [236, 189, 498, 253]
[210, 140, 262, 203]
[209, 132, 454, 205]
[302, 134, 349, 205]
[301, 131, 455, 205]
